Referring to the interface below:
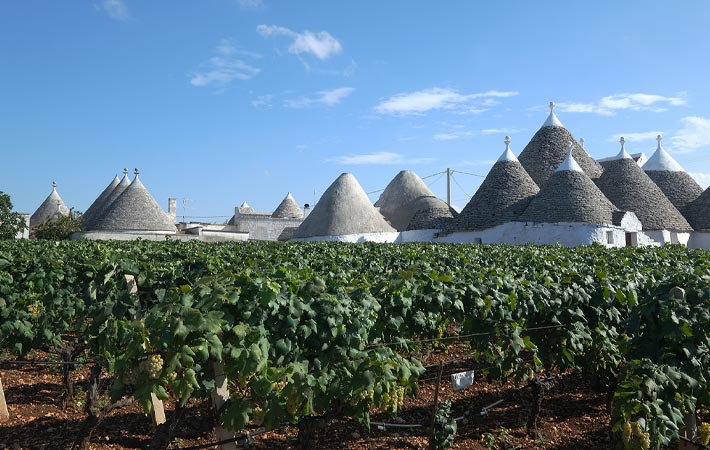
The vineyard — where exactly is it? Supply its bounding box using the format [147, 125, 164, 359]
[2, 240, 710, 450]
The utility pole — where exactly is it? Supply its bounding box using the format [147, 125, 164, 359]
[446, 168, 452, 207]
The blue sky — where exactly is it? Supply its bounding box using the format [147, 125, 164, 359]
[3, 1, 710, 218]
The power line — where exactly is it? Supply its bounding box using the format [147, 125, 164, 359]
[450, 173, 471, 199]
[451, 169, 485, 178]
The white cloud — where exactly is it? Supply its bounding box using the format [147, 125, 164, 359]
[100, 0, 131, 22]
[374, 88, 518, 116]
[433, 131, 472, 141]
[251, 94, 273, 109]
[670, 116, 710, 154]
[688, 172, 710, 188]
[480, 128, 522, 135]
[608, 131, 663, 143]
[235, 0, 263, 9]
[551, 93, 687, 116]
[284, 87, 354, 108]
[190, 39, 260, 88]
[330, 152, 434, 165]
[257, 25, 342, 60]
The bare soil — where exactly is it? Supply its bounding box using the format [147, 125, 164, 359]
[0, 349, 614, 450]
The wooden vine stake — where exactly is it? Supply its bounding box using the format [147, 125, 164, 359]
[0, 376, 9, 422]
[211, 362, 237, 450]
[672, 286, 697, 450]
[428, 362, 444, 450]
[124, 275, 166, 427]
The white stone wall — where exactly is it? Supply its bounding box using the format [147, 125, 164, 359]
[233, 214, 303, 241]
[396, 229, 439, 243]
[688, 232, 710, 249]
[436, 222, 631, 247]
[291, 231, 400, 243]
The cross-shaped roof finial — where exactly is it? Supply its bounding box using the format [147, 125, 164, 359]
[549, 101, 555, 113]
[123, 168, 128, 176]
[52, 181, 57, 189]
[657, 134, 663, 144]
[134, 168, 140, 176]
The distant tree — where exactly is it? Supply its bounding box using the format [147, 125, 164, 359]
[0, 192, 28, 239]
[33, 208, 84, 240]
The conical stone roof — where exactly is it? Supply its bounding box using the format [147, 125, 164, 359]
[90, 170, 176, 232]
[643, 135, 703, 212]
[293, 173, 396, 238]
[595, 138, 693, 232]
[272, 192, 303, 219]
[86, 169, 131, 229]
[518, 102, 603, 187]
[518, 145, 618, 225]
[684, 187, 710, 231]
[82, 175, 120, 227]
[30, 181, 70, 228]
[447, 137, 539, 232]
[375, 170, 455, 231]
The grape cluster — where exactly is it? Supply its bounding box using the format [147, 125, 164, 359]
[138, 354, 164, 379]
[699, 423, 710, 446]
[384, 386, 405, 414]
[252, 406, 265, 426]
[621, 421, 650, 450]
[350, 389, 374, 406]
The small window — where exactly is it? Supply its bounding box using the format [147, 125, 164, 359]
[473, 237, 482, 244]
[606, 231, 614, 245]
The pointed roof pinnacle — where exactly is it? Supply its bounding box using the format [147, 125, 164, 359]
[643, 133, 686, 172]
[556, 141, 584, 172]
[580, 137, 585, 149]
[542, 101, 564, 127]
[123, 168, 128, 176]
[614, 136, 632, 160]
[498, 135, 518, 162]
[52, 181, 57, 190]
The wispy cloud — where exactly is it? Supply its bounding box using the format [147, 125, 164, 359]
[551, 93, 687, 116]
[235, 0, 263, 9]
[99, 0, 131, 22]
[329, 152, 434, 165]
[284, 87, 354, 108]
[480, 128, 522, 135]
[689, 172, 710, 188]
[670, 116, 710, 154]
[608, 131, 663, 143]
[257, 24, 342, 60]
[433, 131, 473, 141]
[190, 39, 260, 89]
[374, 88, 518, 116]
[251, 94, 273, 109]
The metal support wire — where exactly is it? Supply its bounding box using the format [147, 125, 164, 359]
[450, 173, 471, 199]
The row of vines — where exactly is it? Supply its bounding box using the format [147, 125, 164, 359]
[2, 240, 710, 449]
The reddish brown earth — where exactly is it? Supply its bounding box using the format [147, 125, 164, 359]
[0, 349, 614, 450]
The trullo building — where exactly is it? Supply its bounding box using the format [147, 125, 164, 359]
[594, 137, 693, 245]
[291, 173, 398, 242]
[30, 181, 70, 228]
[374, 170, 457, 241]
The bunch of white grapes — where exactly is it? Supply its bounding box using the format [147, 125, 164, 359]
[384, 386, 405, 414]
[621, 421, 650, 450]
[138, 354, 164, 380]
[350, 389, 374, 406]
[252, 406, 265, 426]
[699, 422, 710, 446]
